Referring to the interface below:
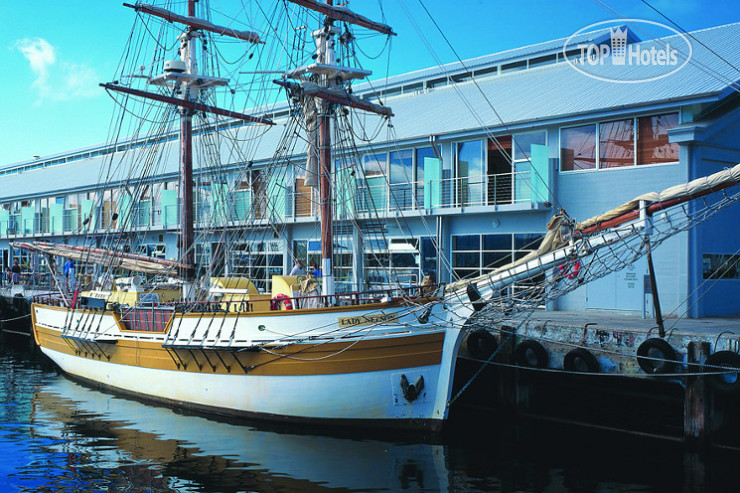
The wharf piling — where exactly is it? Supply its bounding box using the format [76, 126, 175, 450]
[452, 311, 740, 448]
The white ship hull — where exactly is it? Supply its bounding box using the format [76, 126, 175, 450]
[32, 301, 465, 431]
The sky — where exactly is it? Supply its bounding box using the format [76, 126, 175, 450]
[0, 0, 737, 166]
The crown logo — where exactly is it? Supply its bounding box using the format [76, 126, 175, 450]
[610, 26, 628, 65]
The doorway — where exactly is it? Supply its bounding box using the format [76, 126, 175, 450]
[487, 136, 512, 205]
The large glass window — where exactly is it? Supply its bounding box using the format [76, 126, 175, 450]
[364, 239, 390, 287]
[420, 237, 438, 279]
[452, 235, 481, 280]
[230, 241, 283, 293]
[251, 170, 266, 219]
[513, 132, 547, 161]
[360, 153, 387, 212]
[561, 113, 678, 172]
[560, 125, 596, 171]
[637, 113, 679, 165]
[451, 233, 544, 282]
[389, 150, 413, 210]
[363, 238, 422, 289]
[456, 140, 484, 206]
[599, 119, 634, 169]
[482, 234, 513, 271]
[363, 153, 386, 177]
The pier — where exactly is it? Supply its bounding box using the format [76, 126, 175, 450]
[453, 311, 740, 449]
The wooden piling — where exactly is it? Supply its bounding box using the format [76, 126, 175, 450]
[684, 341, 711, 445]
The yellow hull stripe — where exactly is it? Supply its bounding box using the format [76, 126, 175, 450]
[33, 324, 445, 377]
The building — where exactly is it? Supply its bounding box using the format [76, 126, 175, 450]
[1, 22, 739, 317]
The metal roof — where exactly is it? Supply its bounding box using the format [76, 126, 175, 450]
[351, 25, 625, 93]
[362, 21, 740, 140]
[2, 21, 739, 199]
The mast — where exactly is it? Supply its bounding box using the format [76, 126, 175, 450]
[278, 0, 394, 298]
[178, 0, 198, 292]
[318, 0, 335, 297]
[105, 1, 270, 293]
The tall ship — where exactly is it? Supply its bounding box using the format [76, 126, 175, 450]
[23, 2, 740, 431]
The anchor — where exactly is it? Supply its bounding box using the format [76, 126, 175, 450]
[400, 374, 424, 402]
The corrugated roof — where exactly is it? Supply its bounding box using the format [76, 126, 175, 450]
[351, 25, 622, 92]
[2, 22, 739, 200]
[364, 21, 740, 140]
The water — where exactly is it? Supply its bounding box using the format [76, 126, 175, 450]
[0, 341, 735, 492]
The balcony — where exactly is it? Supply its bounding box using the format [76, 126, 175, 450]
[355, 170, 534, 213]
[0, 171, 542, 239]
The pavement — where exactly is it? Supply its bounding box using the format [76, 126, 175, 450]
[506, 310, 740, 337]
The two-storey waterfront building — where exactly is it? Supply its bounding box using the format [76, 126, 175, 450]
[2, 22, 739, 317]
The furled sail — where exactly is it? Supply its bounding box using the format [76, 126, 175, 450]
[302, 94, 320, 188]
[11, 241, 189, 275]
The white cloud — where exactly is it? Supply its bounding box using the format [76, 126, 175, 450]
[15, 37, 100, 104]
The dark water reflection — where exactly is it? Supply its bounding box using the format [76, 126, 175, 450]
[0, 342, 736, 492]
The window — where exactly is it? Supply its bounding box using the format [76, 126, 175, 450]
[420, 237, 438, 280]
[294, 162, 315, 218]
[513, 132, 547, 162]
[389, 150, 413, 210]
[599, 119, 634, 168]
[501, 60, 526, 73]
[360, 153, 387, 212]
[456, 140, 484, 206]
[363, 238, 421, 289]
[487, 136, 512, 205]
[703, 254, 740, 280]
[482, 234, 513, 271]
[451, 233, 544, 282]
[560, 125, 596, 171]
[560, 113, 678, 171]
[230, 241, 283, 293]
[137, 243, 166, 259]
[251, 170, 267, 219]
[452, 235, 480, 280]
[293, 239, 353, 292]
[637, 113, 679, 165]
[333, 238, 354, 292]
[363, 153, 386, 178]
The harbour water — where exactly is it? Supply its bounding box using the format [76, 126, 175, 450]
[0, 340, 736, 492]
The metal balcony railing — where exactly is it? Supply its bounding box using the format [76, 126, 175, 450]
[0, 171, 536, 238]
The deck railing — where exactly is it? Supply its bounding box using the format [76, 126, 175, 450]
[34, 284, 437, 313]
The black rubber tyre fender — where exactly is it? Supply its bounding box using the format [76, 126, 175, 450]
[515, 339, 549, 369]
[636, 338, 677, 374]
[466, 329, 498, 360]
[563, 348, 599, 373]
[705, 350, 740, 394]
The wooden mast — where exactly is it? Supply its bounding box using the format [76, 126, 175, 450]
[179, 0, 197, 287]
[109, 1, 269, 288]
[279, 0, 394, 297]
[319, 0, 335, 297]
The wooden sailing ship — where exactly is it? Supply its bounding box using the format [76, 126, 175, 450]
[23, 1, 740, 431]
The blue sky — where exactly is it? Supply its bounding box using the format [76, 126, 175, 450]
[1, 0, 737, 165]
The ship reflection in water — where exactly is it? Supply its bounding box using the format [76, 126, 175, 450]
[23, 376, 447, 492]
[1, 343, 738, 492]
